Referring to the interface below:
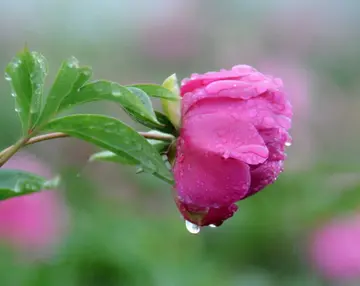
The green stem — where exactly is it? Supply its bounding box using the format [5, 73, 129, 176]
[0, 131, 174, 168]
[0, 137, 29, 167]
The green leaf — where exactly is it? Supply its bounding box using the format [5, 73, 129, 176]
[36, 57, 83, 127]
[71, 66, 92, 92]
[126, 86, 158, 118]
[0, 169, 59, 200]
[89, 150, 138, 165]
[154, 111, 178, 135]
[130, 110, 177, 135]
[57, 81, 160, 126]
[43, 114, 174, 184]
[129, 84, 180, 101]
[89, 131, 170, 167]
[28, 52, 48, 129]
[5, 48, 48, 132]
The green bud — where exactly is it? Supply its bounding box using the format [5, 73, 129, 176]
[161, 74, 181, 129]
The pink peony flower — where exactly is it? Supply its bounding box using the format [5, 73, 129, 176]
[310, 215, 360, 282]
[173, 65, 293, 227]
[0, 152, 67, 254]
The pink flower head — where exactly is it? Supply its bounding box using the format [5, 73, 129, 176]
[310, 215, 360, 282]
[173, 65, 293, 227]
[0, 153, 67, 254]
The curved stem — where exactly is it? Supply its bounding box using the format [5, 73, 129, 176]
[0, 131, 175, 166]
[0, 137, 29, 167]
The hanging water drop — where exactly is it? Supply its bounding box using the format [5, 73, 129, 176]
[185, 220, 201, 234]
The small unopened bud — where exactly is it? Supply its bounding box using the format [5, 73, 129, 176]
[161, 74, 181, 129]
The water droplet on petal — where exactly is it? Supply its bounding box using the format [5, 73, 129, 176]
[209, 224, 217, 228]
[285, 141, 292, 147]
[222, 150, 231, 159]
[177, 153, 185, 163]
[185, 220, 200, 234]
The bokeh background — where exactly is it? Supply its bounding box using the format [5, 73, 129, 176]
[0, 0, 360, 285]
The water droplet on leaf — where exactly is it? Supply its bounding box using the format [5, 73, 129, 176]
[185, 220, 201, 234]
[111, 83, 122, 97]
[11, 59, 22, 68]
[4, 73, 11, 81]
[144, 160, 157, 173]
[82, 70, 91, 76]
[67, 57, 79, 68]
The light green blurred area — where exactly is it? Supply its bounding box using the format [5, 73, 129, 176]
[1, 0, 360, 285]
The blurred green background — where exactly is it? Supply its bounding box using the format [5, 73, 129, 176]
[1, 0, 360, 285]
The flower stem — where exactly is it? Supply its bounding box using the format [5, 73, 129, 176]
[0, 137, 29, 167]
[0, 131, 174, 167]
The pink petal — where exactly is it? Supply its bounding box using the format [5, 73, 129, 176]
[246, 160, 284, 196]
[259, 128, 290, 161]
[185, 93, 292, 131]
[181, 76, 284, 117]
[245, 128, 288, 196]
[173, 133, 251, 208]
[180, 66, 256, 95]
[182, 112, 269, 165]
[176, 199, 238, 227]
